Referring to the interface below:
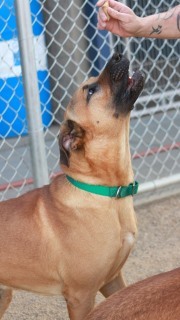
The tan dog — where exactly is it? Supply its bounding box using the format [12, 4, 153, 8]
[0, 53, 144, 320]
[85, 268, 180, 320]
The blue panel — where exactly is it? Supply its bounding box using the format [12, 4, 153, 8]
[0, 0, 17, 41]
[0, 0, 52, 138]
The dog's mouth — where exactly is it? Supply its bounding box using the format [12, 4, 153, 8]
[105, 53, 145, 115]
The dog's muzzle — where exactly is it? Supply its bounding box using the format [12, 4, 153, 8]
[104, 53, 145, 115]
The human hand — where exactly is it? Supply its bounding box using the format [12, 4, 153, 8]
[97, 0, 142, 37]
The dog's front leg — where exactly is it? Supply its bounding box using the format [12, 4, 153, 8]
[100, 231, 136, 298]
[0, 287, 12, 319]
[100, 271, 126, 298]
[66, 292, 96, 320]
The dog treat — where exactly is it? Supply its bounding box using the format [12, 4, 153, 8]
[102, 1, 110, 20]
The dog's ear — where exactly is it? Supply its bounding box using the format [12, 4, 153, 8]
[59, 120, 85, 167]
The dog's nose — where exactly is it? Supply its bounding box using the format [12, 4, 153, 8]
[113, 53, 123, 63]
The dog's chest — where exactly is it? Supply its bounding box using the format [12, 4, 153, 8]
[99, 207, 135, 280]
[60, 202, 136, 286]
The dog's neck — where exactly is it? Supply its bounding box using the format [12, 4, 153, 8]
[62, 129, 134, 187]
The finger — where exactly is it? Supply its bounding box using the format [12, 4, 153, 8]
[97, 12, 107, 28]
[97, 21, 107, 30]
[98, 7, 109, 22]
[108, 7, 130, 22]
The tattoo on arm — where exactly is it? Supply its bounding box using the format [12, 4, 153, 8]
[150, 25, 162, 35]
[177, 13, 180, 31]
[162, 8, 175, 20]
[156, 9, 174, 21]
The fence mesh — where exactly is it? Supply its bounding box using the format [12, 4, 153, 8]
[0, 0, 180, 200]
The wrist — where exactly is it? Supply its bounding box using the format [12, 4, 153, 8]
[134, 17, 146, 37]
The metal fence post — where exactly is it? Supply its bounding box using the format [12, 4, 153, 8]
[14, 0, 49, 187]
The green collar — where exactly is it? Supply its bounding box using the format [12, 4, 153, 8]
[66, 175, 139, 198]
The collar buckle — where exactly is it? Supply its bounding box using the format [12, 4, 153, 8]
[131, 181, 138, 196]
[116, 186, 122, 198]
[132, 181, 135, 196]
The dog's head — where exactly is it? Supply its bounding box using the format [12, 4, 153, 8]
[59, 53, 144, 183]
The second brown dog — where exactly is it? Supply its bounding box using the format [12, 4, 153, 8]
[85, 268, 180, 320]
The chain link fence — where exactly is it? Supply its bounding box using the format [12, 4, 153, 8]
[0, 0, 180, 201]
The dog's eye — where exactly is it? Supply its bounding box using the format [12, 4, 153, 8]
[83, 83, 99, 102]
[87, 84, 99, 102]
[88, 88, 95, 96]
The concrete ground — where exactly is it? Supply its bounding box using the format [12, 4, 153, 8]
[2, 193, 180, 320]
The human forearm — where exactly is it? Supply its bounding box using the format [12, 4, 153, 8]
[97, 1, 180, 40]
[136, 6, 180, 39]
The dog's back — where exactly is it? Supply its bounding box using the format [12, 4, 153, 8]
[85, 268, 180, 320]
